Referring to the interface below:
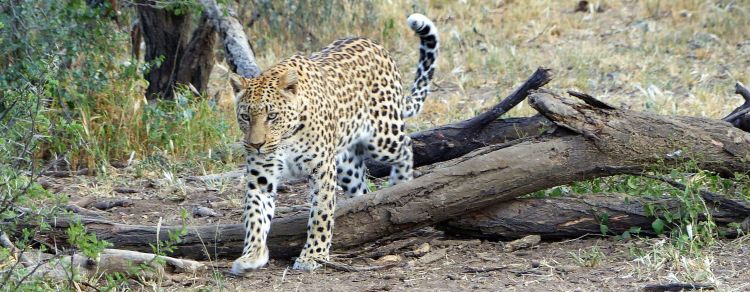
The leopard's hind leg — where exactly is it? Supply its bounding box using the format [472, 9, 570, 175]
[335, 143, 369, 197]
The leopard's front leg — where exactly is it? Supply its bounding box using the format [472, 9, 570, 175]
[293, 157, 337, 271]
[231, 154, 281, 275]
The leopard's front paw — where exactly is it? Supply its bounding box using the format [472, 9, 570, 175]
[230, 246, 269, 275]
[292, 256, 322, 272]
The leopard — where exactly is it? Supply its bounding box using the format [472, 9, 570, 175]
[229, 13, 439, 274]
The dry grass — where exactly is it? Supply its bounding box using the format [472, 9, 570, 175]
[214, 0, 750, 130]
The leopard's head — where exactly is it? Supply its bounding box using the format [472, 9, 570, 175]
[232, 67, 301, 154]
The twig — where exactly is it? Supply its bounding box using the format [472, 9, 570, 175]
[567, 90, 616, 110]
[462, 266, 509, 273]
[525, 24, 554, 44]
[457, 67, 552, 129]
[317, 260, 397, 272]
[93, 199, 133, 211]
[642, 283, 715, 291]
[63, 204, 106, 218]
[366, 238, 417, 258]
[41, 168, 90, 178]
[113, 187, 139, 194]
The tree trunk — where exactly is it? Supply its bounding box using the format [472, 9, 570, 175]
[34, 91, 750, 260]
[438, 194, 750, 240]
[172, 13, 217, 95]
[136, 1, 191, 100]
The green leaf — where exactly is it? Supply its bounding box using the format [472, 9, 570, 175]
[627, 176, 638, 189]
[652, 218, 665, 235]
[621, 231, 631, 240]
[599, 223, 609, 235]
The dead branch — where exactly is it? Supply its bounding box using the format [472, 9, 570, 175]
[723, 82, 750, 132]
[198, 0, 261, 78]
[642, 283, 715, 291]
[92, 199, 133, 211]
[33, 249, 206, 281]
[0, 231, 34, 267]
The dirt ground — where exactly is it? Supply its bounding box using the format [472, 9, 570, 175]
[38, 171, 750, 291]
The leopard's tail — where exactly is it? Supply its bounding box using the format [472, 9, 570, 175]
[402, 13, 439, 118]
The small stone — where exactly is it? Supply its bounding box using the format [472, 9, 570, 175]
[376, 254, 403, 264]
[411, 242, 430, 256]
[503, 235, 541, 252]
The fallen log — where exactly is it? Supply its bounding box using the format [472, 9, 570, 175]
[33, 91, 750, 260]
[438, 194, 750, 240]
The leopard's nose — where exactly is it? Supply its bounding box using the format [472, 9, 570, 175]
[247, 142, 265, 150]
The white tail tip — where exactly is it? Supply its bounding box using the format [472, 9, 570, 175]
[407, 13, 435, 35]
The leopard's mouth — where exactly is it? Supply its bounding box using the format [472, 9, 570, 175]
[244, 144, 279, 155]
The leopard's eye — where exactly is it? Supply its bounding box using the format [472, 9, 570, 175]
[239, 113, 250, 121]
[267, 112, 278, 121]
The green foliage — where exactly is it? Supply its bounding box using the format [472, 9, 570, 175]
[66, 220, 112, 259]
[1, 0, 241, 171]
[0, 1, 227, 288]
[536, 159, 742, 255]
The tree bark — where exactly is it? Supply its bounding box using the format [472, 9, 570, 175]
[438, 194, 750, 240]
[136, 1, 191, 100]
[34, 91, 750, 260]
[137, 1, 238, 99]
[172, 13, 217, 95]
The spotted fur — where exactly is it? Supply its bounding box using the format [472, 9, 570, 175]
[230, 13, 439, 274]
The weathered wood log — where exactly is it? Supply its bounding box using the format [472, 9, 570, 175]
[530, 89, 750, 177]
[28, 249, 206, 281]
[438, 194, 750, 240]
[34, 91, 750, 260]
[366, 68, 553, 177]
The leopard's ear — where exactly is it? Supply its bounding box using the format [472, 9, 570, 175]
[229, 73, 251, 92]
[229, 73, 251, 104]
[278, 69, 298, 95]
